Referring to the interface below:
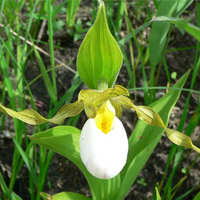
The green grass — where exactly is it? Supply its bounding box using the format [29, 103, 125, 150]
[0, 0, 200, 200]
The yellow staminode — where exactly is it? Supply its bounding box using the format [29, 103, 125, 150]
[94, 101, 115, 134]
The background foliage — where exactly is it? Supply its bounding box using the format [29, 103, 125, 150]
[0, 0, 200, 200]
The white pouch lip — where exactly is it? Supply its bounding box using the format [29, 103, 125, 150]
[79, 116, 128, 179]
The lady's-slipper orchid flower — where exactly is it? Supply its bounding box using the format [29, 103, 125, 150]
[79, 101, 128, 179]
[1, 85, 200, 180]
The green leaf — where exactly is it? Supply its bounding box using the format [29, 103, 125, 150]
[171, 72, 177, 80]
[0, 171, 23, 200]
[151, 16, 200, 42]
[176, 0, 193, 17]
[11, 134, 38, 184]
[193, 191, 200, 200]
[66, 0, 81, 28]
[116, 71, 190, 200]
[40, 191, 91, 200]
[77, 2, 123, 89]
[52, 192, 91, 200]
[11, 193, 23, 200]
[40, 192, 52, 200]
[149, 0, 193, 65]
[155, 188, 162, 200]
[29, 126, 83, 167]
[149, 0, 178, 65]
[33, 47, 57, 104]
[29, 126, 121, 200]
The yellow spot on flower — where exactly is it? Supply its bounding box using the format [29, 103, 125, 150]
[94, 101, 115, 134]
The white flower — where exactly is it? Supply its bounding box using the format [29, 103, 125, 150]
[79, 101, 128, 179]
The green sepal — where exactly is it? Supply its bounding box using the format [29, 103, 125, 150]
[77, 2, 123, 89]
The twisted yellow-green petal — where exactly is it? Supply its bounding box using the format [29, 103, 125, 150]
[165, 128, 200, 153]
[48, 101, 84, 124]
[0, 104, 47, 124]
[133, 106, 165, 128]
[115, 95, 200, 154]
[110, 99, 122, 119]
[0, 85, 129, 125]
[0, 101, 84, 125]
[2, 83, 199, 154]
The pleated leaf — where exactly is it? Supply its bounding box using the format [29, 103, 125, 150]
[52, 192, 91, 200]
[40, 191, 91, 200]
[77, 2, 123, 89]
[30, 126, 121, 200]
[193, 191, 200, 200]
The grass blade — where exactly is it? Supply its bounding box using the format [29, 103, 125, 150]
[47, 0, 57, 99]
[151, 16, 200, 42]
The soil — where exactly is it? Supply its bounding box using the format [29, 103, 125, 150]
[0, 1, 200, 200]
